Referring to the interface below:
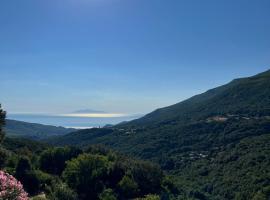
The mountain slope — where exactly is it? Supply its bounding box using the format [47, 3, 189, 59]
[120, 69, 270, 128]
[50, 69, 270, 152]
[5, 119, 76, 140]
[48, 70, 270, 199]
[175, 133, 270, 200]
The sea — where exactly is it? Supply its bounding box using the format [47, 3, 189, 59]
[7, 113, 141, 129]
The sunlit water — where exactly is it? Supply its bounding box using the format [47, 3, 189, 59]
[7, 114, 141, 129]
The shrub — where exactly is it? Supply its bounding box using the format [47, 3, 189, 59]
[118, 174, 138, 198]
[31, 194, 47, 200]
[0, 170, 29, 200]
[98, 189, 117, 200]
[63, 154, 109, 200]
[144, 194, 161, 200]
[130, 161, 163, 196]
[0, 104, 5, 144]
[39, 147, 82, 175]
[48, 183, 77, 200]
[0, 148, 8, 169]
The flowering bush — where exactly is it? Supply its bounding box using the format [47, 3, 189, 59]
[0, 170, 28, 200]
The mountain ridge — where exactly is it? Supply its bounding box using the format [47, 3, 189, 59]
[5, 119, 76, 140]
[49, 69, 270, 154]
[119, 69, 270, 128]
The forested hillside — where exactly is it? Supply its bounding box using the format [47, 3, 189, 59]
[48, 70, 270, 199]
[120, 69, 270, 128]
[4, 119, 75, 140]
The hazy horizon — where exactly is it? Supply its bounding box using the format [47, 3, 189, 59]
[7, 112, 141, 128]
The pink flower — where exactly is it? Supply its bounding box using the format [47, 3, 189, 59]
[0, 170, 29, 200]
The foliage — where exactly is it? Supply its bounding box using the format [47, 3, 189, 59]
[47, 183, 77, 200]
[62, 151, 172, 200]
[39, 147, 82, 175]
[118, 175, 138, 198]
[0, 131, 176, 200]
[138, 194, 161, 200]
[0, 104, 6, 144]
[63, 153, 110, 200]
[131, 160, 163, 195]
[30, 195, 47, 200]
[252, 186, 270, 200]
[2, 136, 167, 199]
[98, 189, 117, 200]
[4, 119, 75, 140]
[0, 148, 8, 169]
[175, 134, 270, 199]
[2, 137, 48, 155]
[15, 157, 41, 196]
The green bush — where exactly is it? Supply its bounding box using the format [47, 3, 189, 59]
[48, 183, 78, 200]
[0, 104, 5, 144]
[118, 174, 138, 198]
[0, 148, 8, 169]
[98, 189, 117, 200]
[39, 147, 82, 175]
[63, 153, 109, 200]
[137, 194, 161, 200]
[31, 194, 47, 200]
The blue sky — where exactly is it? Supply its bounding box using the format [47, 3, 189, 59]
[1, 0, 270, 115]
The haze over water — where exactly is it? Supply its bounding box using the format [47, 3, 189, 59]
[7, 113, 141, 129]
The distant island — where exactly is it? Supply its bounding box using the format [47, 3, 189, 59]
[72, 109, 106, 114]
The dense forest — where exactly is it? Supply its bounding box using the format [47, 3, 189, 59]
[0, 106, 179, 200]
[46, 119, 270, 199]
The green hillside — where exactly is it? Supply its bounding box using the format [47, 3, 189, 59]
[48, 70, 270, 199]
[5, 119, 76, 140]
[174, 134, 270, 200]
[121, 69, 270, 128]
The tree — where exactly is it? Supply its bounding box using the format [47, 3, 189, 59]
[118, 174, 138, 198]
[140, 194, 161, 200]
[99, 189, 117, 200]
[15, 157, 32, 178]
[15, 157, 40, 195]
[39, 147, 82, 175]
[63, 153, 109, 200]
[48, 183, 78, 200]
[0, 104, 6, 144]
[0, 148, 8, 169]
[131, 161, 163, 196]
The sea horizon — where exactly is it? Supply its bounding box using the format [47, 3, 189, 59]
[7, 113, 141, 129]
